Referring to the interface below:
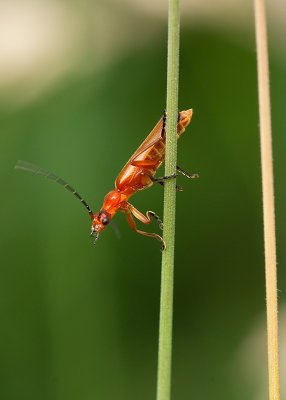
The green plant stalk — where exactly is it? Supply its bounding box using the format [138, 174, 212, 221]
[156, 0, 180, 399]
[254, 1, 280, 399]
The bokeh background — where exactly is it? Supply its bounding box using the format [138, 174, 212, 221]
[0, 1, 285, 399]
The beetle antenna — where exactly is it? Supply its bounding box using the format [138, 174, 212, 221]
[15, 160, 94, 218]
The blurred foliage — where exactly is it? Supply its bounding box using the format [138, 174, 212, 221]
[0, 18, 285, 400]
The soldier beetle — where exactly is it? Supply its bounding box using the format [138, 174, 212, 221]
[15, 109, 198, 249]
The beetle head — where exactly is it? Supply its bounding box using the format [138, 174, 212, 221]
[90, 210, 111, 243]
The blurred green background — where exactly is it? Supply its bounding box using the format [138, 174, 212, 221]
[0, 1, 285, 399]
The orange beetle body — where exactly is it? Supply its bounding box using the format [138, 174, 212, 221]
[90, 109, 194, 247]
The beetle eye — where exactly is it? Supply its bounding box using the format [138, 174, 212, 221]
[102, 216, 109, 225]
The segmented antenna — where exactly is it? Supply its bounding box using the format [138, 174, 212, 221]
[15, 160, 94, 218]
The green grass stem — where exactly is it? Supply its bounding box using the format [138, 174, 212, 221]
[156, 0, 180, 399]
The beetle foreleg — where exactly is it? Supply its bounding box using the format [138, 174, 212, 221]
[122, 203, 165, 250]
[128, 204, 163, 229]
[146, 211, 163, 230]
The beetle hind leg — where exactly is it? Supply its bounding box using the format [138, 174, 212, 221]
[153, 166, 198, 191]
[176, 165, 199, 179]
[152, 174, 183, 191]
[153, 172, 177, 183]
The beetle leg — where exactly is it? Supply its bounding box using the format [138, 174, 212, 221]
[156, 180, 184, 191]
[176, 165, 199, 179]
[128, 203, 163, 230]
[152, 173, 183, 191]
[122, 203, 165, 250]
[153, 165, 199, 190]
[153, 172, 177, 183]
[146, 211, 163, 230]
[154, 166, 199, 188]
